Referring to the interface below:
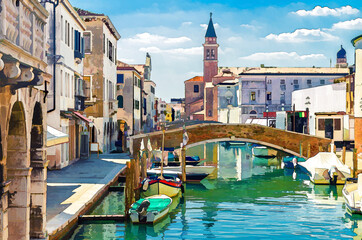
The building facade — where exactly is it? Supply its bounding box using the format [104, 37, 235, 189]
[77, 9, 121, 153]
[0, 0, 50, 239]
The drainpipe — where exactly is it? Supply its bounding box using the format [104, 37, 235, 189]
[45, 0, 60, 113]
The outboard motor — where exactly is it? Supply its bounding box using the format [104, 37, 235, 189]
[137, 199, 150, 222]
[329, 166, 338, 185]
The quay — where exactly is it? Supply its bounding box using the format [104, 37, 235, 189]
[46, 153, 130, 239]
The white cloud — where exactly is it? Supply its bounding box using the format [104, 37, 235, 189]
[240, 24, 257, 30]
[331, 18, 362, 30]
[118, 57, 136, 63]
[139, 46, 202, 55]
[240, 52, 326, 61]
[227, 36, 243, 42]
[124, 33, 191, 45]
[200, 23, 220, 30]
[181, 21, 192, 27]
[265, 29, 338, 42]
[293, 5, 359, 17]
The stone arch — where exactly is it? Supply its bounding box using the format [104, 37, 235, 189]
[6, 101, 31, 240]
[29, 102, 46, 238]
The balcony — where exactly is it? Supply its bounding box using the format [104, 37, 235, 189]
[108, 99, 118, 115]
[0, 0, 49, 92]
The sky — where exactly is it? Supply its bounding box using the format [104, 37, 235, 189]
[70, 0, 362, 101]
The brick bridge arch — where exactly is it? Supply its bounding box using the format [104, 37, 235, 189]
[130, 123, 332, 158]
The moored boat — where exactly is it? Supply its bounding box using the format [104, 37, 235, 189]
[140, 175, 182, 197]
[148, 165, 215, 182]
[129, 195, 172, 224]
[299, 152, 351, 185]
[343, 175, 362, 214]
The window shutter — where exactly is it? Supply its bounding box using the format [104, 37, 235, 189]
[81, 37, 84, 58]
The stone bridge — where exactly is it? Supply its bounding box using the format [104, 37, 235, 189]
[130, 123, 332, 158]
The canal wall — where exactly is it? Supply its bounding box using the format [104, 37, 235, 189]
[46, 153, 129, 239]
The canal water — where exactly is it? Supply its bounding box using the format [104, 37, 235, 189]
[69, 142, 362, 239]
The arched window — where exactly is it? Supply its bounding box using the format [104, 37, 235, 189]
[206, 49, 210, 58]
[211, 49, 215, 58]
[250, 110, 257, 114]
[117, 95, 123, 108]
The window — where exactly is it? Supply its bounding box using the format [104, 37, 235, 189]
[143, 98, 147, 115]
[117, 74, 124, 84]
[280, 79, 285, 85]
[194, 85, 199, 93]
[108, 40, 113, 62]
[117, 95, 123, 108]
[61, 16, 64, 41]
[294, 84, 299, 90]
[134, 77, 137, 86]
[307, 79, 312, 85]
[208, 110, 212, 117]
[138, 79, 141, 88]
[320, 79, 325, 85]
[251, 92, 256, 101]
[267, 92, 272, 101]
[211, 49, 215, 58]
[71, 27, 74, 49]
[267, 79, 272, 84]
[151, 86, 155, 94]
[293, 79, 298, 85]
[206, 49, 210, 58]
[280, 92, 285, 104]
[60, 70, 63, 96]
[135, 100, 140, 110]
[67, 22, 70, 46]
[334, 119, 341, 130]
[318, 119, 325, 130]
[74, 30, 83, 59]
[103, 34, 105, 54]
[65, 20, 68, 45]
[84, 31, 92, 53]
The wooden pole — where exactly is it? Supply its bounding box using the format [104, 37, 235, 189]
[319, 145, 323, 152]
[161, 129, 165, 179]
[353, 148, 357, 178]
[328, 144, 331, 152]
[141, 151, 147, 179]
[333, 144, 336, 154]
[134, 156, 140, 187]
[181, 146, 186, 182]
[125, 161, 132, 216]
[299, 142, 303, 157]
[307, 143, 311, 159]
[342, 146, 346, 164]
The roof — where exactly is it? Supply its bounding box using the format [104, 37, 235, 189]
[337, 45, 346, 59]
[205, 13, 217, 38]
[76, 8, 121, 40]
[193, 109, 205, 115]
[47, 126, 69, 147]
[185, 76, 203, 83]
[352, 34, 362, 47]
[238, 67, 350, 76]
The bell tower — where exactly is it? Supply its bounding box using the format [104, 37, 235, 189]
[203, 13, 219, 83]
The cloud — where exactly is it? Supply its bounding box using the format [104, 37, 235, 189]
[240, 24, 257, 30]
[331, 18, 362, 30]
[293, 5, 359, 17]
[124, 33, 191, 45]
[181, 21, 192, 27]
[139, 46, 202, 55]
[265, 29, 338, 42]
[118, 57, 136, 63]
[240, 52, 326, 61]
[200, 23, 220, 30]
[227, 36, 243, 42]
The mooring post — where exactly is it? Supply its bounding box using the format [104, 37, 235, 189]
[319, 145, 323, 152]
[307, 143, 311, 159]
[353, 148, 358, 178]
[181, 146, 186, 182]
[134, 156, 140, 188]
[342, 146, 346, 164]
[328, 144, 331, 152]
[125, 161, 132, 216]
[141, 151, 147, 179]
[299, 141, 303, 157]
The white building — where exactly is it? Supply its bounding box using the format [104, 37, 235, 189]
[144, 80, 156, 131]
[45, 0, 87, 168]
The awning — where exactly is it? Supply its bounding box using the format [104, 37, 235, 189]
[72, 111, 93, 124]
[46, 126, 69, 147]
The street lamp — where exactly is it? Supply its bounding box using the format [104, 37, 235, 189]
[305, 96, 311, 134]
[266, 105, 269, 127]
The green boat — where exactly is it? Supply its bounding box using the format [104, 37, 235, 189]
[129, 195, 172, 224]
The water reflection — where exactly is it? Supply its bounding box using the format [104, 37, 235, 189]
[70, 141, 360, 239]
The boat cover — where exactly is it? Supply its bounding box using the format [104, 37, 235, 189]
[299, 152, 350, 177]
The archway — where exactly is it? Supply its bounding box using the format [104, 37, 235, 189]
[6, 101, 30, 240]
[29, 102, 47, 238]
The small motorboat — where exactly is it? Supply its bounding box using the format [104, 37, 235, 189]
[281, 156, 305, 169]
[343, 175, 362, 214]
[299, 152, 351, 185]
[252, 146, 278, 158]
[129, 195, 172, 224]
[152, 155, 201, 167]
[140, 175, 183, 198]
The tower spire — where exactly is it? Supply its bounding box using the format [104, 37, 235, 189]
[205, 12, 216, 38]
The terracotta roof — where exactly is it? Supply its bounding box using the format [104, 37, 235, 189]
[185, 76, 203, 83]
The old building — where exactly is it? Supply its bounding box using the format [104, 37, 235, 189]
[184, 76, 204, 120]
[76, 9, 121, 153]
[336, 45, 348, 68]
[0, 0, 51, 239]
[45, 0, 89, 169]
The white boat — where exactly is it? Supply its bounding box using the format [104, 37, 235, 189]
[299, 152, 351, 185]
[343, 174, 362, 214]
[129, 195, 172, 224]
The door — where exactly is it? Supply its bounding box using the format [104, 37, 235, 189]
[325, 119, 333, 139]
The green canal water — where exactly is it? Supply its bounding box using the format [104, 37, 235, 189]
[69, 142, 362, 239]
